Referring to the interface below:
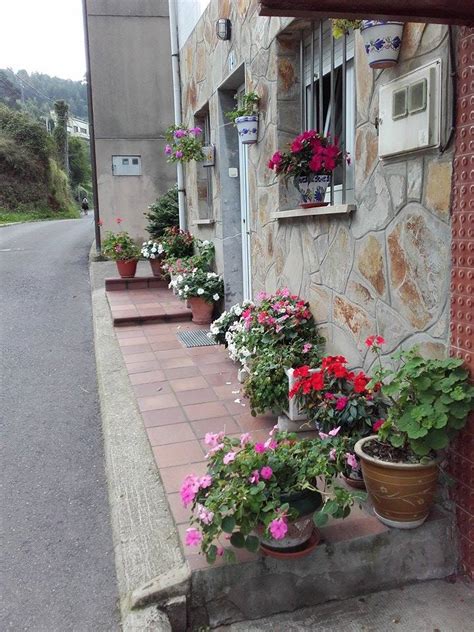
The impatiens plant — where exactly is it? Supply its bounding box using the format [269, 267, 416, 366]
[209, 301, 255, 346]
[141, 240, 164, 260]
[170, 269, 224, 303]
[164, 124, 204, 163]
[268, 130, 348, 185]
[181, 429, 363, 563]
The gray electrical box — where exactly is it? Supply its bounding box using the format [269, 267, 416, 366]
[112, 155, 142, 176]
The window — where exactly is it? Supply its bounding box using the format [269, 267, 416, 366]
[195, 111, 213, 220]
[80, 127, 87, 134]
[112, 155, 142, 176]
[73, 125, 79, 132]
[302, 20, 355, 203]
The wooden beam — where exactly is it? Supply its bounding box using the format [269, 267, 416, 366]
[259, 1, 474, 25]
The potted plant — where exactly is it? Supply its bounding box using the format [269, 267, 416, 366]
[289, 354, 388, 488]
[226, 92, 260, 145]
[141, 240, 165, 277]
[164, 124, 204, 162]
[268, 130, 348, 208]
[209, 300, 255, 346]
[144, 186, 179, 240]
[170, 269, 224, 324]
[101, 219, 140, 278]
[160, 226, 195, 262]
[180, 428, 363, 563]
[354, 338, 474, 528]
[332, 19, 404, 70]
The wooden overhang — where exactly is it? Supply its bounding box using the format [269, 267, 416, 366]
[258, 1, 474, 26]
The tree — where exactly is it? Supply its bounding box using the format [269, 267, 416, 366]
[144, 187, 179, 238]
[53, 100, 69, 173]
[68, 137, 91, 190]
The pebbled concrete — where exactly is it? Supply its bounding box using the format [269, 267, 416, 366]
[0, 217, 119, 631]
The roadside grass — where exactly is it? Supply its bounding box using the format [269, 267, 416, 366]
[0, 207, 81, 225]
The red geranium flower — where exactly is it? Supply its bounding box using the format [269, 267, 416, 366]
[353, 371, 369, 394]
[365, 335, 385, 348]
[373, 419, 385, 432]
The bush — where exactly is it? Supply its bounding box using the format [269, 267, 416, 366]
[68, 137, 91, 189]
[145, 187, 179, 238]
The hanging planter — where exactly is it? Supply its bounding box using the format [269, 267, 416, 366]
[360, 21, 404, 69]
[294, 174, 331, 208]
[226, 92, 260, 145]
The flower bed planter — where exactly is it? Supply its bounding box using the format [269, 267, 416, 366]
[285, 367, 319, 421]
[295, 174, 330, 208]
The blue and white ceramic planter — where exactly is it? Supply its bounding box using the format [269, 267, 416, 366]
[295, 174, 330, 207]
[360, 21, 404, 69]
[235, 115, 259, 144]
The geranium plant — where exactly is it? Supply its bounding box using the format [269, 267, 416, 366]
[164, 124, 204, 163]
[159, 226, 194, 260]
[141, 240, 165, 260]
[181, 429, 364, 563]
[170, 269, 224, 303]
[267, 129, 348, 185]
[102, 226, 140, 261]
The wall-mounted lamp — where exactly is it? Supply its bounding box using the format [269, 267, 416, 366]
[216, 18, 231, 41]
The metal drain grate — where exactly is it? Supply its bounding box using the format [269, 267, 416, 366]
[177, 329, 217, 348]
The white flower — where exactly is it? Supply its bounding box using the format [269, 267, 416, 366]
[148, 240, 153, 244]
[184, 285, 190, 292]
[151, 247, 157, 253]
[150, 253, 156, 259]
[197, 288, 205, 295]
[157, 244, 164, 254]
[234, 306, 242, 316]
[178, 290, 183, 295]
[213, 293, 220, 301]
[142, 242, 147, 246]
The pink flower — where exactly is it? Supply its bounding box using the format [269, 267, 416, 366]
[260, 466, 273, 480]
[204, 432, 224, 448]
[264, 438, 277, 450]
[199, 474, 212, 489]
[223, 451, 236, 465]
[329, 426, 341, 437]
[269, 425, 279, 437]
[217, 546, 224, 556]
[365, 335, 385, 348]
[256, 291, 268, 301]
[174, 129, 187, 139]
[114, 244, 122, 252]
[329, 448, 337, 461]
[175, 150, 183, 159]
[302, 342, 313, 353]
[267, 151, 283, 170]
[335, 397, 349, 411]
[373, 419, 385, 432]
[164, 144, 172, 155]
[324, 392, 336, 400]
[291, 138, 304, 153]
[185, 527, 203, 547]
[240, 432, 251, 446]
[254, 443, 266, 453]
[345, 453, 359, 470]
[115, 217, 123, 224]
[269, 517, 288, 540]
[190, 126, 202, 135]
[249, 469, 260, 484]
[180, 474, 200, 507]
[195, 504, 214, 525]
[205, 443, 224, 458]
[319, 431, 330, 440]
[97, 219, 104, 226]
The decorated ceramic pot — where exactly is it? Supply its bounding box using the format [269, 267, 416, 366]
[235, 115, 259, 144]
[360, 21, 404, 69]
[294, 174, 331, 207]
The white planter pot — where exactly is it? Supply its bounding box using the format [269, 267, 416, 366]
[237, 367, 249, 383]
[360, 21, 404, 69]
[235, 115, 259, 145]
[284, 367, 319, 422]
[294, 174, 331, 208]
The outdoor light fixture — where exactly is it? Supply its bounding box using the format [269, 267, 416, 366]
[216, 18, 231, 41]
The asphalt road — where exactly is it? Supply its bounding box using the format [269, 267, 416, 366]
[0, 217, 119, 631]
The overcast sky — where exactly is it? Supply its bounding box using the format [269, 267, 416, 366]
[0, 0, 86, 80]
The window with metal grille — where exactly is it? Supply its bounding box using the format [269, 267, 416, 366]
[195, 111, 213, 219]
[301, 20, 355, 204]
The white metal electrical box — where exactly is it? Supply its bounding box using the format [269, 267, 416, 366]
[378, 60, 441, 158]
[112, 155, 142, 176]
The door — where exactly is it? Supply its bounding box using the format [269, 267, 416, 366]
[237, 85, 252, 301]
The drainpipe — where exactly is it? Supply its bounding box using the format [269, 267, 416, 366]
[81, 0, 101, 255]
[168, 0, 187, 230]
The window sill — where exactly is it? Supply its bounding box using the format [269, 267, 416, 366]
[270, 204, 355, 220]
[192, 219, 215, 226]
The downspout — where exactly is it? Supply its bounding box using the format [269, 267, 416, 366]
[168, 0, 187, 230]
[81, 0, 101, 255]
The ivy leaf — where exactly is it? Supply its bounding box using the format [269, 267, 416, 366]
[221, 516, 236, 533]
[245, 535, 260, 553]
[230, 531, 245, 548]
[313, 511, 329, 527]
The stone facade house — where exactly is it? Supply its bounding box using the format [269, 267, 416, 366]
[174, 1, 473, 577]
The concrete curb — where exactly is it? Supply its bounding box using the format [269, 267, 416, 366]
[90, 259, 189, 631]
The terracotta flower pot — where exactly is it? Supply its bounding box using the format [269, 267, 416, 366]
[188, 296, 214, 324]
[149, 257, 163, 278]
[116, 259, 138, 278]
[355, 436, 440, 529]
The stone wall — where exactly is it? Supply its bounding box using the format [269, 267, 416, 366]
[179, 0, 454, 369]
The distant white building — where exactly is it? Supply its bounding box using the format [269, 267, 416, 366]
[67, 116, 89, 140]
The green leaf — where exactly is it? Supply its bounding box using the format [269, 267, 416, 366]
[323, 500, 339, 515]
[313, 511, 329, 527]
[206, 544, 217, 564]
[390, 434, 405, 448]
[230, 531, 245, 548]
[426, 429, 449, 450]
[221, 516, 236, 533]
[245, 535, 260, 553]
[223, 549, 236, 563]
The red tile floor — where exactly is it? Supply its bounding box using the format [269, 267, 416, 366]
[108, 285, 388, 570]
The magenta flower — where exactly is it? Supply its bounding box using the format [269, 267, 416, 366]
[195, 504, 214, 525]
[260, 466, 273, 480]
[249, 469, 260, 484]
[240, 432, 251, 446]
[199, 474, 212, 489]
[254, 443, 266, 453]
[302, 342, 313, 353]
[324, 392, 335, 400]
[269, 517, 288, 540]
[180, 474, 200, 507]
[174, 129, 187, 139]
[185, 527, 203, 547]
[190, 126, 202, 135]
[164, 144, 172, 155]
[223, 451, 236, 465]
[264, 438, 277, 450]
[345, 453, 359, 470]
[328, 426, 341, 437]
[336, 397, 349, 411]
[175, 150, 183, 159]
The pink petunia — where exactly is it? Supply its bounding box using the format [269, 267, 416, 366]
[302, 342, 313, 353]
[180, 474, 200, 507]
[223, 451, 236, 465]
[185, 527, 203, 547]
[260, 466, 273, 480]
[195, 504, 214, 525]
[269, 517, 288, 540]
[328, 426, 341, 437]
[264, 438, 277, 450]
[204, 431, 224, 448]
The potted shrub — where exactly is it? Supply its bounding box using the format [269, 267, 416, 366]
[144, 186, 179, 240]
[101, 220, 140, 278]
[268, 130, 349, 208]
[180, 428, 363, 562]
[164, 124, 204, 162]
[354, 339, 474, 529]
[141, 240, 165, 277]
[226, 92, 260, 145]
[332, 19, 404, 70]
[159, 226, 195, 279]
[170, 269, 223, 324]
[289, 353, 388, 488]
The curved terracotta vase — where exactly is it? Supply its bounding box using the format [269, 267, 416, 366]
[116, 259, 138, 278]
[149, 258, 163, 278]
[355, 435, 439, 529]
[188, 296, 214, 324]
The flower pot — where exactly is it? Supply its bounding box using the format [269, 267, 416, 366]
[360, 21, 404, 69]
[149, 257, 163, 278]
[284, 367, 319, 422]
[294, 174, 331, 208]
[235, 115, 259, 145]
[342, 471, 366, 490]
[237, 367, 249, 384]
[188, 296, 214, 324]
[116, 259, 138, 278]
[261, 528, 320, 559]
[355, 436, 440, 529]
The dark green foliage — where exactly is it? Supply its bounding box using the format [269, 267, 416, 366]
[53, 100, 69, 171]
[144, 187, 179, 238]
[68, 137, 91, 189]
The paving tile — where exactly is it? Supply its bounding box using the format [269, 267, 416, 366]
[160, 462, 207, 493]
[199, 362, 236, 375]
[160, 356, 195, 369]
[191, 416, 240, 439]
[129, 369, 166, 385]
[176, 388, 218, 406]
[224, 400, 248, 415]
[155, 348, 190, 360]
[320, 515, 388, 544]
[171, 375, 209, 392]
[124, 352, 156, 364]
[196, 352, 230, 365]
[141, 407, 187, 428]
[204, 371, 239, 386]
[146, 423, 195, 446]
[237, 413, 278, 433]
[110, 303, 136, 311]
[126, 360, 162, 374]
[212, 384, 242, 400]
[164, 366, 200, 380]
[116, 331, 147, 340]
[184, 401, 229, 421]
[132, 381, 172, 397]
[150, 340, 183, 352]
[152, 440, 204, 468]
[167, 492, 191, 525]
[119, 342, 151, 353]
[137, 393, 179, 412]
